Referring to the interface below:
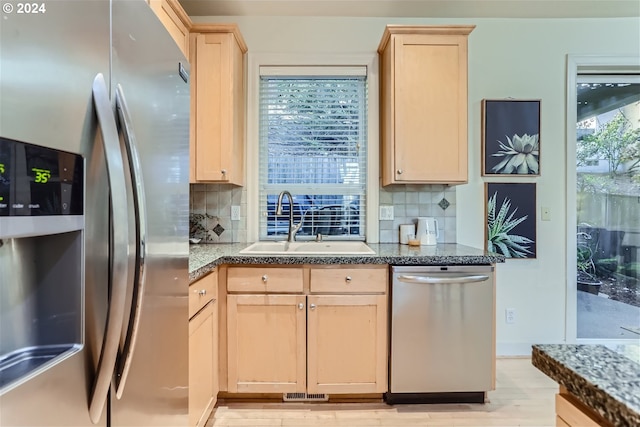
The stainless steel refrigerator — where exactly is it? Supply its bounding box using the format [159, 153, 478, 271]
[0, 0, 190, 425]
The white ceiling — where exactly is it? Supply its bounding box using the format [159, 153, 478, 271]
[179, 0, 640, 18]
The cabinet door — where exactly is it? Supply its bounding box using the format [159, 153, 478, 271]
[189, 270, 217, 319]
[307, 295, 387, 394]
[379, 27, 473, 185]
[194, 32, 245, 185]
[393, 33, 468, 184]
[189, 301, 215, 427]
[227, 294, 306, 393]
[148, 0, 190, 58]
[212, 293, 219, 405]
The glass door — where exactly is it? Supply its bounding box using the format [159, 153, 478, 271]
[575, 75, 640, 339]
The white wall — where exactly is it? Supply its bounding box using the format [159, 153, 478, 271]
[192, 15, 640, 354]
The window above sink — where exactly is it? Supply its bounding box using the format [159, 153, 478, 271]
[258, 66, 368, 241]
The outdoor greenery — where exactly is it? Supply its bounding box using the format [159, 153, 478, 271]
[577, 111, 640, 178]
[486, 192, 533, 258]
[576, 230, 601, 285]
[577, 111, 640, 205]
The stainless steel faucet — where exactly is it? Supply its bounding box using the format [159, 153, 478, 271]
[276, 190, 303, 242]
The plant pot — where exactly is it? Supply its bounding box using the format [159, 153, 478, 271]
[577, 282, 602, 295]
[577, 271, 602, 295]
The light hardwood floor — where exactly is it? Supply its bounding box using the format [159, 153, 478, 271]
[206, 358, 557, 427]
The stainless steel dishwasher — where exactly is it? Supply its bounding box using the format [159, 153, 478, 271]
[386, 265, 494, 404]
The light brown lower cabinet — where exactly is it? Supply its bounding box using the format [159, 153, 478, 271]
[225, 265, 388, 396]
[189, 271, 218, 427]
[306, 294, 387, 394]
[226, 294, 307, 393]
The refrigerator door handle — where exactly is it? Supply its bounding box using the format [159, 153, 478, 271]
[397, 274, 490, 285]
[89, 73, 131, 424]
[113, 84, 148, 399]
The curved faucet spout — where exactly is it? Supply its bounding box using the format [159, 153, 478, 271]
[276, 191, 303, 242]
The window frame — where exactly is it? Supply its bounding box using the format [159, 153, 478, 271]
[246, 53, 379, 243]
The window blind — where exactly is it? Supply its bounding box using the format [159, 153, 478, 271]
[258, 72, 368, 240]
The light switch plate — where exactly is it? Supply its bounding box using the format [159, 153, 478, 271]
[379, 205, 394, 220]
[541, 207, 551, 221]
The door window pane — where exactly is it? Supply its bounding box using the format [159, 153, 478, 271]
[576, 76, 640, 339]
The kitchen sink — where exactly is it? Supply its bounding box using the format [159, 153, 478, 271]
[239, 241, 375, 255]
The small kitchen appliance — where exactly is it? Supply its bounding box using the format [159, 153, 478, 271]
[416, 217, 438, 245]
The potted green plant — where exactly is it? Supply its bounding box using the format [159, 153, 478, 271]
[576, 231, 602, 294]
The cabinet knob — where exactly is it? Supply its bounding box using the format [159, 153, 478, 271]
[197, 289, 206, 296]
[397, 169, 403, 175]
[298, 303, 304, 310]
[221, 169, 227, 175]
[309, 303, 316, 310]
[345, 276, 352, 284]
[261, 275, 268, 282]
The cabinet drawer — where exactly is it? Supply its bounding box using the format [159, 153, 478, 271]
[310, 266, 387, 293]
[189, 270, 217, 319]
[227, 267, 303, 293]
[555, 393, 605, 427]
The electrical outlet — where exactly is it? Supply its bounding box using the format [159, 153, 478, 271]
[505, 308, 516, 324]
[379, 205, 394, 221]
[231, 205, 241, 221]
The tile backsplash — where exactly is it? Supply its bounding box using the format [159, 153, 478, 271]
[189, 183, 456, 244]
[190, 184, 247, 243]
[378, 185, 457, 244]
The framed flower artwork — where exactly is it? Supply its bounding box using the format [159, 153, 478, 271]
[481, 99, 541, 176]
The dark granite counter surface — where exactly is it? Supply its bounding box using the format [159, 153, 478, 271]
[532, 343, 640, 427]
[189, 242, 504, 282]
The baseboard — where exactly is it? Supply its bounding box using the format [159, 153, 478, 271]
[496, 341, 565, 356]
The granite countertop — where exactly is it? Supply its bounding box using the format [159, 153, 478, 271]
[532, 344, 640, 427]
[189, 242, 505, 282]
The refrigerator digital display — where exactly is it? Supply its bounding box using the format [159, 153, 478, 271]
[0, 137, 84, 216]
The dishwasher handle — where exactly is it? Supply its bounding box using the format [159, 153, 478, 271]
[397, 274, 490, 285]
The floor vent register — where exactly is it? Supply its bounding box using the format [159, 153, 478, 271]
[283, 393, 329, 402]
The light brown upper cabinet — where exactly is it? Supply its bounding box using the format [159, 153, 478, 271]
[190, 24, 247, 185]
[378, 25, 475, 185]
[148, 0, 191, 59]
